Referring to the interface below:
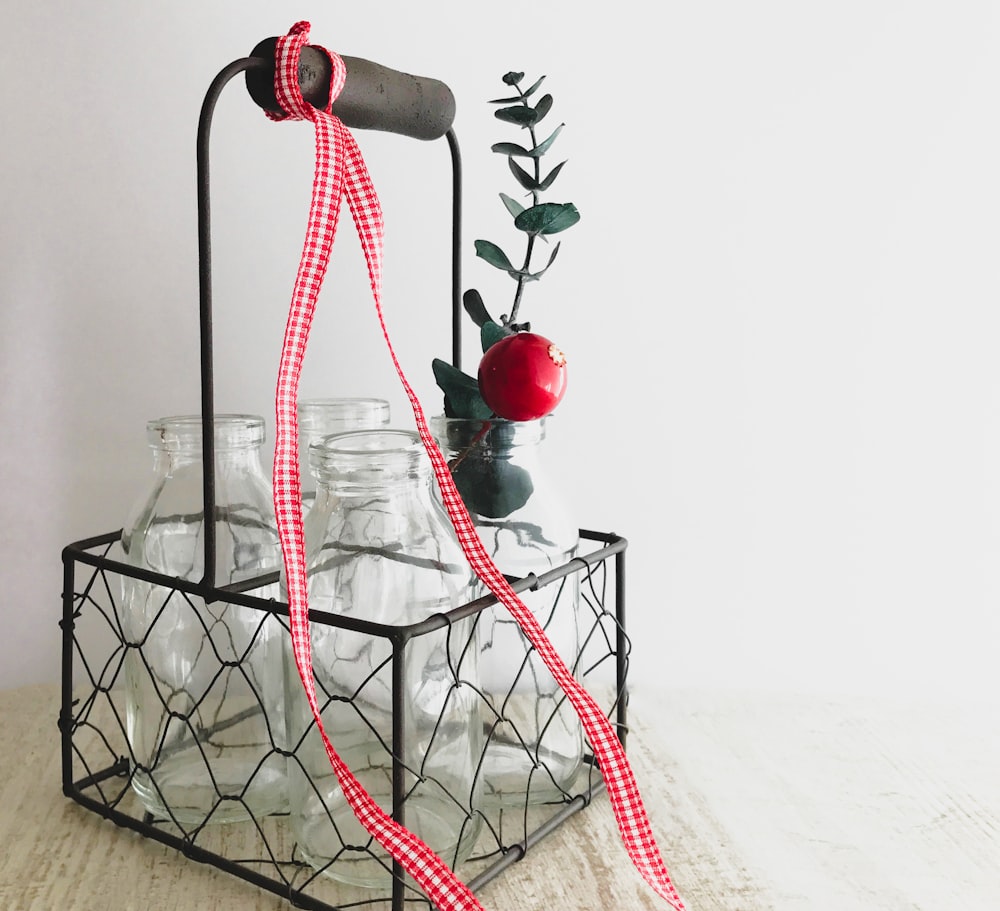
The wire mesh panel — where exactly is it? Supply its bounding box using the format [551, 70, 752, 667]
[60, 529, 629, 910]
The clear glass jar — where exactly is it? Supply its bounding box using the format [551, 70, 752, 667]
[297, 397, 391, 511]
[431, 415, 584, 807]
[284, 429, 483, 888]
[120, 414, 285, 826]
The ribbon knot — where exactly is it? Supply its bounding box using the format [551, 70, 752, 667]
[266, 20, 346, 122]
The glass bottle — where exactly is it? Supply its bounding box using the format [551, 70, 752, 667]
[430, 415, 583, 807]
[120, 414, 285, 826]
[297, 397, 391, 512]
[284, 429, 483, 888]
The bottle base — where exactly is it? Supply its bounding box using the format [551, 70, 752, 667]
[477, 740, 584, 808]
[131, 758, 287, 826]
[290, 750, 481, 889]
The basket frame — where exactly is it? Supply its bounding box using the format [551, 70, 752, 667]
[58, 47, 631, 911]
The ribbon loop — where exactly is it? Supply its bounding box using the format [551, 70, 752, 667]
[267, 20, 346, 122]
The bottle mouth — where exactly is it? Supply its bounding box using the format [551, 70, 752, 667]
[297, 398, 391, 436]
[429, 414, 549, 449]
[146, 414, 266, 451]
[309, 429, 429, 484]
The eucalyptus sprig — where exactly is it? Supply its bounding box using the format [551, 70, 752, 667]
[433, 69, 580, 422]
[472, 70, 581, 328]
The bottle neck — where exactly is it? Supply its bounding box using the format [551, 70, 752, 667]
[297, 397, 391, 448]
[146, 414, 266, 459]
[147, 416, 267, 486]
[430, 415, 550, 457]
[310, 429, 431, 494]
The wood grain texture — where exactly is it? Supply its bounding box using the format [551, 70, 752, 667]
[644, 686, 1000, 911]
[1, 684, 996, 910]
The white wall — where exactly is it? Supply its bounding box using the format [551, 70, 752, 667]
[2, 2, 999, 700]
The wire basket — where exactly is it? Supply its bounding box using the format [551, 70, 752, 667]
[60, 528, 629, 909]
[58, 34, 632, 911]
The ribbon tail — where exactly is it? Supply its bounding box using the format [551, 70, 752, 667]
[281, 115, 486, 911]
[340, 124, 686, 911]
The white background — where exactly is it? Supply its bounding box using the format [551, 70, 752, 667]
[2, 2, 999, 701]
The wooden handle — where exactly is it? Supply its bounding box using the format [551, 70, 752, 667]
[245, 38, 456, 141]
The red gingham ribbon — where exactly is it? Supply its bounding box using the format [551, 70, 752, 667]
[267, 21, 686, 911]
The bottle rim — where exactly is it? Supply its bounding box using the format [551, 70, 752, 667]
[429, 413, 550, 447]
[297, 397, 391, 434]
[308, 428, 428, 480]
[145, 414, 266, 450]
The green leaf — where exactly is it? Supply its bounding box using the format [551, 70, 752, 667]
[489, 94, 524, 104]
[480, 320, 511, 352]
[508, 159, 538, 192]
[518, 242, 561, 281]
[451, 453, 534, 518]
[521, 75, 546, 99]
[495, 105, 538, 126]
[431, 359, 493, 419]
[474, 239, 516, 271]
[502, 71, 525, 86]
[491, 141, 533, 158]
[530, 124, 564, 157]
[514, 202, 581, 236]
[537, 160, 566, 191]
[499, 192, 526, 217]
[509, 269, 542, 283]
[533, 93, 553, 122]
[462, 288, 492, 327]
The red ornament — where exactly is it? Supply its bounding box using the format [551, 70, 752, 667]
[478, 332, 568, 421]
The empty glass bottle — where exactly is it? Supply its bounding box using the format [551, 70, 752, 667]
[254, 398, 394, 757]
[431, 415, 584, 808]
[297, 397, 391, 511]
[283, 429, 483, 888]
[120, 414, 284, 826]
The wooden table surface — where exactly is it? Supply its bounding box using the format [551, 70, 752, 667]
[1, 683, 997, 910]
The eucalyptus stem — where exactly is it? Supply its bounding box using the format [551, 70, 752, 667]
[510, 234, 534, 324]
[509, 81, 542, 326]
[447, 418, 494, 475]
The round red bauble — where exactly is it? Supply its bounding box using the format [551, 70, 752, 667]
[477, 332, 568, 421]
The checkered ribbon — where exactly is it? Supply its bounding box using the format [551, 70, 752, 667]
[267, 21, 686, 911]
